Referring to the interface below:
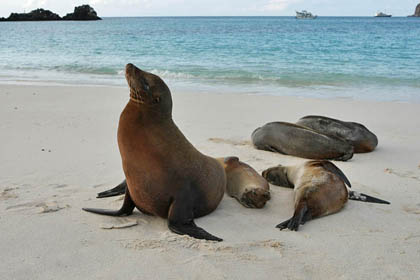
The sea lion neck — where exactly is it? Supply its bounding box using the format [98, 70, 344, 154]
[127, 98, 173, 121]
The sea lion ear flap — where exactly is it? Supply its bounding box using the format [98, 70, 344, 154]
[224, 156, 239, 165]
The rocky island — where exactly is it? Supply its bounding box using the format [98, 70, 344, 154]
[408, 3, 420, 17]
[0, 5, 101, 21]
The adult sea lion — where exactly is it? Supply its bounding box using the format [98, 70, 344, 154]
[252, 122, 354, 161]
[83, 63, 226, 241]
[262, 160, 390, 231]
[98, 157, 271, 209]
[296, 115, 378, 153]
[217, 157, 270, 208]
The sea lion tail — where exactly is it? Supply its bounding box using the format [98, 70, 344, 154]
[348, 191, 390, 204]
[96, 180, 127, 198]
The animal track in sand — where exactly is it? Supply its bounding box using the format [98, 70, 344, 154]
[120, 232, 283, 261]
[208, 137, 251, 146]
[384, 168, 420, 182]
[402, 205, 420, 215]
[0, 187, 18, 200]
[6, 200, 69, 213]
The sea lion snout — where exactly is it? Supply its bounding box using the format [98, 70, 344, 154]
[241, 188, 271, 208]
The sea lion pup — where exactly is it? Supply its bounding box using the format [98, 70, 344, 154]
[252, 122, 354, 161]
[262, 160, 390, 231]
[83, 63, 226, 241]
[216, 157, 270, 208]
[296, 115, 378, 153]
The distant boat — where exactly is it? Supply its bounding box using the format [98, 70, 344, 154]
[296, 10, 317, 19]
[375, 12, 392, 17]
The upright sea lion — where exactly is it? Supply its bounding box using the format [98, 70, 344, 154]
[83, 63, 226, 241]
[252, 122, 354, 161]
[262, 160, 390, 231]
[296, 115, 378, 153]
[217, 157, 270, 208]
[98, 157, 271, 209]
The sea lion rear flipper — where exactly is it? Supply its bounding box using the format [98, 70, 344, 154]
[348, 191, 390, 204]
[83, 188, 135, 216]
[276, 203, 309, 231]
[96, 180, 127, 198]
[167, 198, 222, 242]
[319, 161, 352, 188]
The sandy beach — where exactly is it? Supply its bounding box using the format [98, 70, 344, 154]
[1, 84, 420, 279]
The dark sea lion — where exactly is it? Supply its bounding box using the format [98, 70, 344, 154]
[83, 63, 226, 241]
[252, 122, 354, 161]
[216, 157, 270, 208]
[262, 160, 390, 231]
[296, 115, 378, 153]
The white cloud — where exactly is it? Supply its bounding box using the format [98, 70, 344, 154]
[262, 0, 303, 11]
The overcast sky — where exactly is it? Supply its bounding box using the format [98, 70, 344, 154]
[1, 0, 419, 17]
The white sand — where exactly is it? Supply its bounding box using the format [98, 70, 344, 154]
[1, 84, 419, 279]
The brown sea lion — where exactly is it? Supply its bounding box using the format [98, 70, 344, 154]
[217, 157, 270, 208]
[262, 160, 389, 231]
[98, 157, 271, 209]
[83, 63, 226, 241]
[296, 115, 378, 153]
[252, 122, 354, 161]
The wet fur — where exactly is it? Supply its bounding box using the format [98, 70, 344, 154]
[252, 122, 354, 161]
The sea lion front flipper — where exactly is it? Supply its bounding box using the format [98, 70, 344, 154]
[348, 191, 390, 204]
[167, 195, 222, 242]
[96, 180, 127, 198]
[83, 188, 135, 216]
[319, 161, 352, 188]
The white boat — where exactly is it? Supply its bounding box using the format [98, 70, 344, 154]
[296, 10, 317, 19]
[375, 12, 392, 17]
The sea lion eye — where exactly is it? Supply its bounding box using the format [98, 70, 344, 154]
[153, 97, 160, 104]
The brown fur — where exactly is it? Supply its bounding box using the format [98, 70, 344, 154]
[84, 64, 226, 241]
[262, 160, 350, 230]
[217, 157, 270, 208]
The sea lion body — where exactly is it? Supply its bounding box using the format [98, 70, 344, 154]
[262, 160, 350, 231]
[252, 122, 354, 161]
[119, 102, 225, 219]
[84, 64, 225, 241]
[217, 157, 270, 208]
[297, 115, 378, 153]
[262, 160, 389, 231]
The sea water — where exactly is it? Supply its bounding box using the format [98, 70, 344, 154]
[1, 17, 420, 102]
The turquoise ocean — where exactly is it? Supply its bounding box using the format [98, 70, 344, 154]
[1, 17, 420, 102]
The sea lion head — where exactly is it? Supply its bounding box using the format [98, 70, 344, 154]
[240, 188, 271, 208]
[262, 165, 293, 188]
[125, 63, 172, 115]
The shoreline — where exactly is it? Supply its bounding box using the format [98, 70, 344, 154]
[1, 81, 419, 104]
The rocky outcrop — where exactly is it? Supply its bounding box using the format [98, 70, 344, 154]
[0, 5, 101, 21]
[62, 5, 101, 20]
[3, 9, 61, 21]
[415, 3, 420, 16]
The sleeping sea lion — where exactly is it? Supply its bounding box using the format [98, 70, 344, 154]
[217, 157, 270, 208]
[252, 122, 354, 161]
[83, 63, 226, 241]
[262, 160, 390, 231]
[296, 115, 378, 153]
